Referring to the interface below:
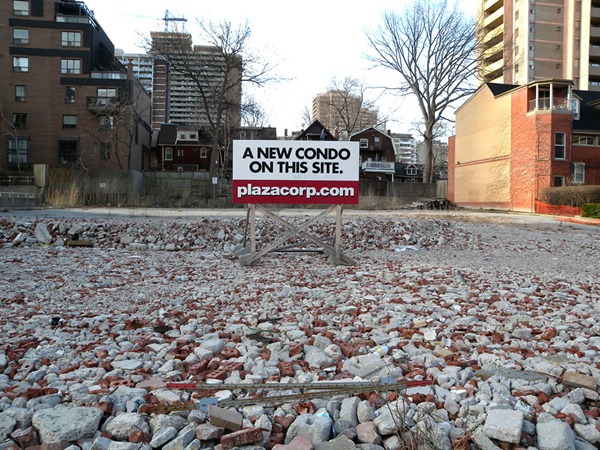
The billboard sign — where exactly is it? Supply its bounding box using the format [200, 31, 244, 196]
[232, 140, 359, 204]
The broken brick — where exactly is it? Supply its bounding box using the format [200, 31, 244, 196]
[220, 427, 263, 450]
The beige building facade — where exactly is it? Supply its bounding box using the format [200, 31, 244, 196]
[312, 91, 378, 138]
[479, 0, 600, 90]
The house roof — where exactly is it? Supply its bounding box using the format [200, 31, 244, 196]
[157, 124, 178, 145]
[573, 89, 600, 132]
[486, 83, 518, 97]
[293, 119, 336, 140]
[157, 123, 209, 146]
[349, 127, 392, 140]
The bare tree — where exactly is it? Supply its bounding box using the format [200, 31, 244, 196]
[322, 76, 380, 139]
[0, 101, 24, 172]
[241, 94, 269, 128]
[147, 19, 277, 178]
[80, 78, 152, 174]
[366, 0, 478, 183]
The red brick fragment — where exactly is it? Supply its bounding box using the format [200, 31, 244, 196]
[278, 362, 295, 378]
[220, 428, 263, 450]
[11, 427, 39, 448]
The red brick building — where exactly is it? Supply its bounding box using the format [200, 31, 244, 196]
[350, 127, 397, 181]
[1, 0, 152, 173]
[450, 79, 600, 211]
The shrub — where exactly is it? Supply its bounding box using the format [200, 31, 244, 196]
[582, 203, 600, 218]
[540, 185, 600, 206]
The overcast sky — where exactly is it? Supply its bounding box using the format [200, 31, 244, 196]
[84, 0, 477, 137]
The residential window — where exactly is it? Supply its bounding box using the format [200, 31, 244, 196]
[515, 28, 519, 38]
[359, 138, 368, 149]
[99, 116, 114, 129]
[13, 29, 29, 44]
[58, 138, 79, 165]
[572, 135, 594, 146]
[571, 98, 580, 120]
[164, 147, 173, 160]
[8, 138, 31, 165]
[374, 136, 380, 150]
[13, 57, 29, 72]
[177, 149, 184, 157]
[406, 167, 417, 175]
[100, 143, 111, 160]
[573, 163, 585, 184]
[200, 147, 208, 158]
[60, 59, 81, 74]
[97, 88, 117, 105]
[13, 0, 29, 15]
[554, 176, 565, 186]
[15, 85, 26, 102]
[12, 113, 27, 128]
[62, 115, 77, 129]
[61, 31, 81, 47]
[65, 87, 76, 104]
[554, 132, 566, 159]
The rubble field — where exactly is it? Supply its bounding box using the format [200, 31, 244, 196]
[0, 213, 599, 450]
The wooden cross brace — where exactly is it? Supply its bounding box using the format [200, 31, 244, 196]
[236, 204, 356, 266]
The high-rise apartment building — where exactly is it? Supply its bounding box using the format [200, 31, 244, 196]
[1, 0, 152, 172]
[115, 50, 154, 93]
[312, 91, 378, 137]
[391, 133, 417, 164]
[479, 0, 600, 90]
[149, 32, 242, 129]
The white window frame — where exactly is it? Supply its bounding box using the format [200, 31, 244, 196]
[406, 167, 417, 176]
[13, 29, 29, 44]
[177, 149, 184, 157]
[200, 147, 208, 158]
[164, 147, 173, 161]
[61, 31, 82, 47]
[13, 56, 29, 72]
[554, 132, 566, 159]
[60, 58, 81, 75]
[13, 0, 29, 15]
[572, 135, 595, 146]
[554, 176, 565, 187]
[571, 98, 580, 120]
[572, 163, 585, 184]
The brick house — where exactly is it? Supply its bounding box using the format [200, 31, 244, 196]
[1, 0, 152, 172]
[155, 123, 212, 172]
[350, 127, 397, 181]
[449, 79, 600, 212]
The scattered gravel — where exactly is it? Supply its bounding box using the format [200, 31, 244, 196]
[0, 212, 599, 450]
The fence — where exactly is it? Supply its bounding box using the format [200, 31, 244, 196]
[534, 201, 582, 217]
[360, 180, 438, 201]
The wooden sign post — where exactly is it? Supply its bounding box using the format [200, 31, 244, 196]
[232, 140, 359, 266]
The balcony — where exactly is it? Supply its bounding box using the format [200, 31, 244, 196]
[483, 6, 504, 31]
[528, 97, 570, 112]
[361, 161, 396, 173]
[91, 71, 127, 80]
[483, 0, 503, 14]
[87, 96, 121, 113]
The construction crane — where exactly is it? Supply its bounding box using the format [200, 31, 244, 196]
[162, 10, 187, 31]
